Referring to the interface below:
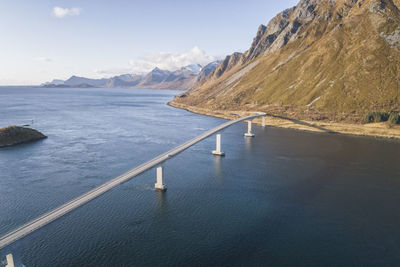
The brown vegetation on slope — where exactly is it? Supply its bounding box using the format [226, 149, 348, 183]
[173, 0, 400, 124]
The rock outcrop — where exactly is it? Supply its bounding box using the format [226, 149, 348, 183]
[0, 126, 47, 148]
[212, 52, 243, 79]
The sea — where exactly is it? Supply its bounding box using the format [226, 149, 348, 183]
[0, 87, 400, 266]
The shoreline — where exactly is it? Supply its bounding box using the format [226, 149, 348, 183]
[169, 101, 400, 141]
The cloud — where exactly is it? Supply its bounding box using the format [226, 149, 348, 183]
[34, 57, 52, 62]
[94, 46, 218, 77]
[128, 46, 217, 73]
[53, 7, 81, 18]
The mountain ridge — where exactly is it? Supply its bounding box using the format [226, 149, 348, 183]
[42, 63, 219, 90]
[173, 0, 400, 123]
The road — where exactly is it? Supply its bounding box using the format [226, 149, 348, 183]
[0, 113, 265, 250]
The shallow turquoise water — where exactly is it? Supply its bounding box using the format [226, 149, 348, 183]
[0, 87, 400, 266]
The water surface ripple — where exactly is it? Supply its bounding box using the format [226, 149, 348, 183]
[0, 87, 399, 266]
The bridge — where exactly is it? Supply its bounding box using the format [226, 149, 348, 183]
[0, 112, 266, 255]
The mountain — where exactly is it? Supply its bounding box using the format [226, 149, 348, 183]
[196, 61, 221, 83]
[140, 67, 172, 86]
[64, 76, 109, 87]
[46, 79, 64, 85]
[106, 74, 143, 87]
[172, 0, 400, 123]
[183, 64, 202, 74]
[137, 66, 197, 90]
[42, 63, 220, 90]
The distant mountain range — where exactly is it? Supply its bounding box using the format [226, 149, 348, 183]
[42, 63, 219, 90]
[173, 0, 400, 123]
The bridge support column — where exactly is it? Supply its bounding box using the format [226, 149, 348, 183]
[244, 121, 255, 137]
[6, 254, 14, 267]
[261, 116, 266, 127]
[212, 134, 225, 156]
[155, 166, 167, 191]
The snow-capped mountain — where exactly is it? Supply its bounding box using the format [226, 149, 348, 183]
[182, 64, 202, 75]
[42, 62, 219, 90]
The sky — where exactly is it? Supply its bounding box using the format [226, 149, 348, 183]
[0, 0, 298, 85]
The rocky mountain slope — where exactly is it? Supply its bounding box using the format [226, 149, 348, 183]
[138, 67, 197, 90]
[43, 63, 219, 90]
[196, 61, 221, 82]
[173, 0, 400, 122]
[106, 74, 143, 87]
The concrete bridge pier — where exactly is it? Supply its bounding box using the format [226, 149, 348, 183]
[155, 166, 167, 191]
[6, 254, 14, 267]
[244, 121, 255, 137]
[212, 134, 225, 156]
[261, 116, 266, 127]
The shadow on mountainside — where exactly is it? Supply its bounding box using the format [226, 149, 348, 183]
[266, 114, 337, 134]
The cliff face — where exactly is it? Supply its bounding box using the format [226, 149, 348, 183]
[243, 7, 296, 61]
[173, 0, 400, 122]
[213, 52, 243, 79]
[0, 126, 47, 147]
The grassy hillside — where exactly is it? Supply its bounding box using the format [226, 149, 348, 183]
[174, 0, 400, 123]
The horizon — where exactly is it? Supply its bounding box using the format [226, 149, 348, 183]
[0, 0, 298, 85]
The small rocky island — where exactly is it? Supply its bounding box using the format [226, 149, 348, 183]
[0, 126, 47, 148]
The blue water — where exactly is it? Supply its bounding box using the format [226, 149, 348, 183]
[0, 87, 400, 266]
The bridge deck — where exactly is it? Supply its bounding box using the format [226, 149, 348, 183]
[0, 113, 265, 250]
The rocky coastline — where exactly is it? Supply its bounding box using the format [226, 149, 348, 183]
[169, 101, 400, 140]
